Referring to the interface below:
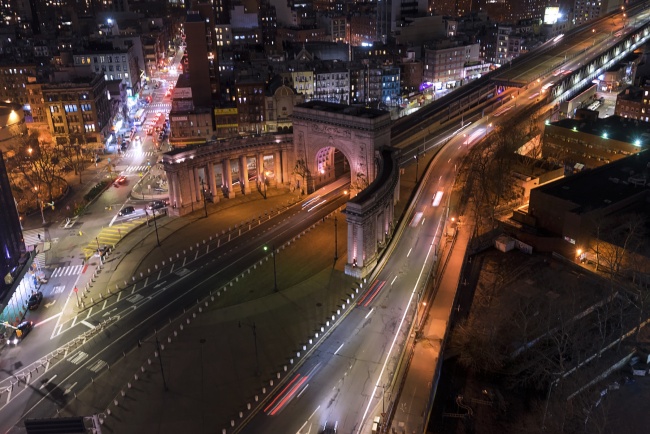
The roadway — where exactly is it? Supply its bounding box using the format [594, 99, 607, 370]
[1, 180, 349, 432]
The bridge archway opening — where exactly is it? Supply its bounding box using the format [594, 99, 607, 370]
[312, 146, 350, 190]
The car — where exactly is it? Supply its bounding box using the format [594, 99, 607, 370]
[146, 128, 154, 135]
[148, 200, 167, 210]
[114, 175, 127, 185]
[10, 320, 34, 345]
[27, 292, 43, 310]
[118, 206, 136, 216]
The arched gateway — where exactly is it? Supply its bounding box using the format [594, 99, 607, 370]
[290, 102, 399, 278]
[290, 101, 392, 194]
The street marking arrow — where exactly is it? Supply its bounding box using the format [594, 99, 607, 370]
[39, 375, 57, 390]
[63, 382, 78, 395]
[44, 301, 56, 308]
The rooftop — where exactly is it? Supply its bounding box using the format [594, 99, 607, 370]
[295, 101, 387, 119]
[549, 115, 650, 146]
[534, 150, 650, 214]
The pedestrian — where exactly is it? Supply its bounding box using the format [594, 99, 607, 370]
[37, 234, 41, 241]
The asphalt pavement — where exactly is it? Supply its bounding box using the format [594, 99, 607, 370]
[12, 137, 466, 434]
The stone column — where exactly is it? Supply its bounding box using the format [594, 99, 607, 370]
[240, 155, 251, 194]
[223, 158, 235, 199]
[178, 168, 193, 214]
[193, 167, 201, 202]
[356, 224, 364, 267]
[257, 153, 265, 183]
[347, 221, 354, 266]
[274, 151, 282, 185]
[168, 171, 177, 209]
[207, 162, 218, 203]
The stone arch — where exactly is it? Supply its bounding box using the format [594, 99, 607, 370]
[290, 102, 391, 195]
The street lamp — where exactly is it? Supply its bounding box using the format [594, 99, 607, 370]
[200, 178, 208, 218]
[239, 321, 260, 376]
[152, 208, 161, 247]
[414, 154, 419, 183]
[264, 245, 278, 292]
[34, 186, 46, 225]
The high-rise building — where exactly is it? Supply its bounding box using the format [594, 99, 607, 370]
[0, 106, 25, 295]
[184, 6, 221, 105]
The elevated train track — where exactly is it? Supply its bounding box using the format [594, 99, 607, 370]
[390, 3, 649, 150]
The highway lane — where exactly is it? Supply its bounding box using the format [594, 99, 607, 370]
[0, 181, 350, 432]
[241, 118, 466, 434]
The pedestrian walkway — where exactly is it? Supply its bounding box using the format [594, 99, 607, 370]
[121, 151, 157, 158]
[22, 228, 46, 271]
[50, 265, 84, 279]
[147, 103, 171, 110]
[82, 217, 147, 258]
[123, 165, 151, 173]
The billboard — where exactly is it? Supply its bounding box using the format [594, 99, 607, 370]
[544, 7, 561, 24]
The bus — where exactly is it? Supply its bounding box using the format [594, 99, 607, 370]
[133, 108, 147, 126]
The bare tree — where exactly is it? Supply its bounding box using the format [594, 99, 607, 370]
[292, 159, 309, 194]
[57, 133, 87, 184]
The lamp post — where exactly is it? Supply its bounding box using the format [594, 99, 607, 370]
[35, 187, 46, 225]
[414, 154, 419, 183]
[264, 245, 278, 292]
[200, 178, 208, 218]
[155, 336, 169, 391]
[152, 207, 161, 246]
[334, 216, 338, 261]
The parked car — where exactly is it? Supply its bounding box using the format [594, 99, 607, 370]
[118, 206, 136, 216]
[10, 320, 34, 345]
[27, 292, 43, 310]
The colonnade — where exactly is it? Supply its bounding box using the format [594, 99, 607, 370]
[163, 136, 291, 216]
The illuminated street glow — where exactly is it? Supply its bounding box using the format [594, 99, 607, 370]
[357, 215, 441, 433]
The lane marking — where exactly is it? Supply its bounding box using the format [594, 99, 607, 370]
[39, 375, 57, 390]
[80, 321, 95, 329]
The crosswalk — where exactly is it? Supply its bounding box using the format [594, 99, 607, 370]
[83, 216, 146, 258]
[124, 165, 151, 172]
[51, 264, 84, 278]
[148, 103, 171, 110]
[22, 228, 46, 271]
[121, 151, 157, 158]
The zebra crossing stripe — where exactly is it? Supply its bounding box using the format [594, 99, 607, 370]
[67, 352, 89, 365]
[51, 265, 83, 278]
